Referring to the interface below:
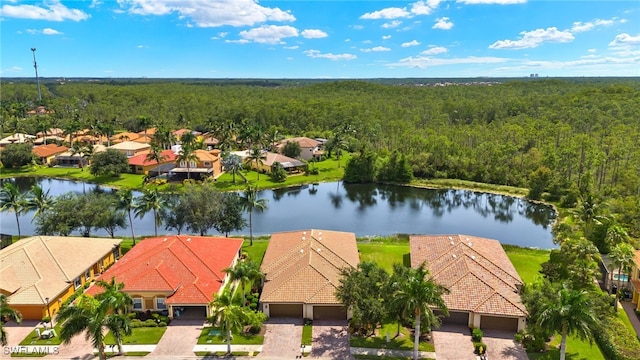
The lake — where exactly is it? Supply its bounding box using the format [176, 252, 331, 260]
[0, 178, 557, 248]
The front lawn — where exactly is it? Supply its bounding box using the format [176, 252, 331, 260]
[197, 327, 264, 345]
[19, 323, 63, 345]
[301, 324, 312, 346]
[242, 238, 269, 264]
[350, 323, 434, 352]
[528, 335, 605, 360]
[104, 327, 167, 345]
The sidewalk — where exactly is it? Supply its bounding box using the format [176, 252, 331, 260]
[351, 346, 437, 359]
[192, 344, 262, 353]
[621, 300, 640, 339]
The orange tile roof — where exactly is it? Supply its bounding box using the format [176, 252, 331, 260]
[88, 236, 243, 305]
[260, 230, 359, 305]
[111, 132, 141, 143]
[194, 149, 219, 162]
[32, 144, 69, 158]
[278, 137, 320, 149]
[410, 234, 527, 317]
[128, 150, 177, 166]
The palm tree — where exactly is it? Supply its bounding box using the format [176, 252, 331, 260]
[0, 294, 23, 346]
[153, 126, 176, 150]
[537, 284, 597, 360]
[574, 194, 607, 238]
[117, 189, 137, 245]
[177, 146, 198, 180]
[24, 184, 54, 222]
[207, 290, 248, 356]
[392, 263, 449, 360]
[0, 182, 26, 239]
[223, 260, 264, 305]
[609, 243, 635, 304]
[134, 188, 165, 237]
[94, 277, 133, 355]
[137, 115, 153, 140]
[222, 154, 246, 184]
[246, 147, 266, 180]
[57, 294, 131, 360]
[145, 144, 166, 178]
[240, 186, 268, 246]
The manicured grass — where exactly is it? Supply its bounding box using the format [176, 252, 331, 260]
[242, 238, 269, 264]
[412, 178, 528, 197]
[1, 165, 145, 189]
[528, 335, 605, 360]
[617, 305, 636, 334]
[19, 323, 63, 346]
[302, 324, 313, 346]
[104, 327, 167, 345]
[503, 244, 550, 285]
[197, 327, 264, 345]
[350, 323, 434, 352]
[104, 351, 150, 357]
[357, 243, 409, 273]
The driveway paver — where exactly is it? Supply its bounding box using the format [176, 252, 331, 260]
[433, 324, 476, 360]
[482, 329, 528, 360]
[150, 318, 205, 357]
[259, 318, 303, 358]
[311, 320, 351, 359]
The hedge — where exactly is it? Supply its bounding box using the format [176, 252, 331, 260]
[593, 316, 640, 360]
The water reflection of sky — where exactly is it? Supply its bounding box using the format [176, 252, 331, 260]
[1, 179, 556, 249]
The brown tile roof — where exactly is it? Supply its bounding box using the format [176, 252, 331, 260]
[194, 149, 219, 162]
[262, 152, 306, 168]
[278, 137, 320, 149]
[33, 144, 69, 158]
[260, 230, 359, 305]
[410, 234, 527, 317]
[0, 236, 122, 305]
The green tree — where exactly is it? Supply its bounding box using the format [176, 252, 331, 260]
[0, 294, 23, 346]
[269, 162, 287, 182]
[240, 185, 268, 246]
[609, 243, 635, 300]
[536, 284, 598, 360]
[343, 148, 376, 183]
[0, 182, 26, 239]
[528, 165, 552, 200]
[223, 260, 264, 305]
[0, 143, 33, 168]
[222, 154, 246, 184]
[93, 278, 133, 355]
[90, 149, 129, 177]
[176, 145, 198, 180]
[117, 189, 137, 245]
[24, 184, 54, 221]
[282, 141, 301, 158]
[214, 192, 247, 237]
[385, 263, 412, 337]
[246, 147, 266, 180]
[134, 188, 166, 237]
[207, 290, 251, 356]
[391, 263, 449, 360]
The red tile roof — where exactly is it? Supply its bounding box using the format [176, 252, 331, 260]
[88, 236, 243, 305]
[128, 150, 177, 166]
[410, 234, 527, 317]
[32, 144, 69, 158]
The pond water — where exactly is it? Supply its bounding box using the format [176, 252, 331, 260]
[1, 178, 557, 248]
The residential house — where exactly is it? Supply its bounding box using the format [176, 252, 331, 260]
[110, 132, 142, 144]
[26, 106, 55, 117]
[128, 149, 177, 175]
[173, 128, 201, 141]
[276, 137, 323, 161]
[410, 235, 527, 332]
[0, 236, 121, 320]
[87, 236, 243, 319]
[239, 150, 307, 174]
[628, 251, 640, 310]
[54, 144, 106, 167]
[171, 149, 222, 181]
[0, 133, 36, 148]
[260, 229, 359, 320]
[32, 144, 69, 165]
[108, 141, 151, 158]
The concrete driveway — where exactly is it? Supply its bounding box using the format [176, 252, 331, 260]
[259, 318, 303, 358]
[150, 318, 205, 357]
[432, 324, 476, 360]
[482, 329, 528, 360]
[310, 320, 351, 359]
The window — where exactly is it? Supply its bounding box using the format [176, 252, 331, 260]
[85, 269, 91, 280]
[74, 277, 82, 289]
[204, 162, 211, 167]
[133, 298, 142, 310]
[156, 297, 166, 310]
[112, 246, 119, 260]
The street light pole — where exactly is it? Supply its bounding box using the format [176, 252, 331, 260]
[44, 297, 52, 329]
[31, 47, 42, 102]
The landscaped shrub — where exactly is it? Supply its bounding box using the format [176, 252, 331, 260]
[130, 319, 144, 328]
[593, 316, 640, 360]
[143, 319, 158, 327]
[158, 321, 167, 327]
[471, 328, 483, 342]
[474, 342, 487, 355]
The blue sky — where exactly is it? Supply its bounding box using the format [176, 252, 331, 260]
[1, 0, 639, 78]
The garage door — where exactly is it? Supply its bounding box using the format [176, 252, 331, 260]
[480, 316, 519, 331]
[313, 306, 346, 320]
[268, 304, 303, 318]
[435, 310, 469, 326]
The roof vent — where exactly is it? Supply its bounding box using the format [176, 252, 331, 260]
[318, 231, 322, 236]
[466, 237, 470, 241]
[448, 236, 452, 240]
[318, 236, 322, 241]
[303, 231, 306, 235]
[186, 238, 191, 242]
[163, 238, 168, 242]
[471, 255, 476, 260]
[452, 254, 457, 258]
[300, 249, 304, 253]
[317, 248, 322, 252]
[302, 236, 306, 241]
[468, 242, 472, 247]
[450, 241, 454, 245]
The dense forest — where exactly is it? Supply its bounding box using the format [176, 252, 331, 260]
[1, 78, 639, 241]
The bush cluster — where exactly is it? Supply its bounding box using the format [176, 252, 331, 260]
[245, 292, 260, 311]
[471, 328, 483, 342]
[127, 312, 170, 327]
[593, 316, 640, 360]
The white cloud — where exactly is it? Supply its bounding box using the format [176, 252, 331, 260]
[382, 20, 402, 29]
[432, 17, 454, 30]
[402, 40, 421, 47]
[301, 29, 328, 39]
[457, 0, 526, 4]
[225, 39, 250, 44]
[0, 0, 89, 21]
[0, 66, 24, 75]
[26, 29, 38, 34]
[238, 25, 298, 44]
[303, 49, 357, 61]
[360, 1, 441, 20]
[117, 0, 295, 27]
[361, 46, 391, 52]
[382, 35, 392, 40]
[284, 45, 299, 50]
[489, 27, 574, 49]
[609, 33, 640, 46]
[136, 44, 149, 48]
[571, 18, 617, 33]
[90, 0, 103, 8]
[608, 33, 640, 57]
[391, 55, 509, 68]
[587, 48, 597, 53]
[42, 28, 63, 35]
[351, 25, 364, 30]
[421, 46, 448, 55]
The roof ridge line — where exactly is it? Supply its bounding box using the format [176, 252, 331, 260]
[21, 247, 46, 303]
[39, 237, 72, 281]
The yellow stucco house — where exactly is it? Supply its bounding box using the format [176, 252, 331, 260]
[0, 236, 122, 320]
[629, 250, 640, 310]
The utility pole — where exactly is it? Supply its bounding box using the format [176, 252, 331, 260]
[31, 47, 42, 102]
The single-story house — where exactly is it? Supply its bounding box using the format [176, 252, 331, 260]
[260, 229, 359, 320]
[87, 236, 243, 319]
[276, 137, 324, 161]
[0, 236, 122, 320]
[173, 128, 201, 140]
[108, 141, 151, 158]
[128, 149, 177, 174]
[32, 143, 69, 165]
[410, 234, 527, 332]
[33, 136, 66, 145]
[36, 128, 64, 138]
[240, 150, 307, 174]
[54, 144, 106, 167]
[170, 149, 222, 181]
[26, 106, 55, 117]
